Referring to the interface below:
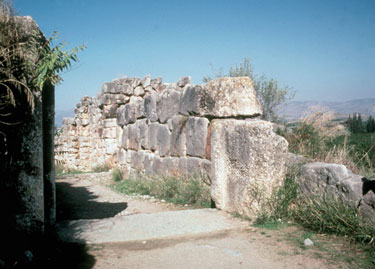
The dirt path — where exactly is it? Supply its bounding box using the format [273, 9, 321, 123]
[55, 173, 345, 269]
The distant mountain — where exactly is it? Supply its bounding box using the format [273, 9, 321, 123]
[55, 109, 75, 127]
[277, 98, 375, 122]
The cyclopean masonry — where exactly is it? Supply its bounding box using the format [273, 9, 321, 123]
[56, 76, 289, 218]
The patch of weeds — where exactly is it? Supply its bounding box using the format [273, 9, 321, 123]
[111, 174, 211, 208]
[92, 163, 111, 172]
[111, 168, 123, 182]
[231, 212, 252, 222]
[55, 163, 85, 176]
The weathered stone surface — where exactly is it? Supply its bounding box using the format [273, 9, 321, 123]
[186, 117, 209, 158]
[157, 86, 181, 123]
[103, 118, 117, 128]
[210, 119, 288, 218]
[103, 104, 118, 118]
[157, 124, 171, 157]
[136, 119, 149, 150]
[116, 106, 126, 127]
[124, 103, 137, 124]
[102, 82, 121, 94]
[141, 75, 151, 88]
[177, 76, 191, 88]
[150, 77, 162, 89]
[168, 115, 188, 157]
[127, 123, 140, 150]
[130, 96, 145, 119]
[144, 153, 155, 176]
[187, 157, 203, 177]
[129, 78, 141, 88]
[298, 162, 375, 224]
[102, 127, 117, 139]
[118, 148, 127, 164]
[144, 93, 158, 122]
[180, 77, 262, 117]
[148, 123, 159, 152]
[134, 86, 145, 96]
[163, 157, 180, 176]
[104, 139, 118, 155]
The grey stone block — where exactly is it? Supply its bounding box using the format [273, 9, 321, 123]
[103, 104, 118, 119]
[162, 157, 179, 177]
[186, 157, 202, 177]
[178, 157, 188, 177]
[179, 78, 262, 117]
[127, 123, 140, 150]
[210, 119, 288, 218]
[103, 118, 117, 128]
[177, 76, 191, 88]
[141, 75, 151, 88]
[157, 124, 171, 157]
[124, 103, 137, 124]
[136, 119, 149, 150]
[144, 93, 158, 122]
[150, 77, 162, 89]
[134, 86, 145, 96]
[148, 123, 159, 152]
[168, 115, 188, 157]
[144, 153, 155, 176]
[118, 148, 127, 165]
[157, 86, 181, 123]
[186, 117, 209, 158]
[117, 105, 126, 127]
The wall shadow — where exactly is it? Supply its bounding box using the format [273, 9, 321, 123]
[56, 180, 128, 221]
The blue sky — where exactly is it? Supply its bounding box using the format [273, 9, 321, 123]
[14, 0, 375, 111]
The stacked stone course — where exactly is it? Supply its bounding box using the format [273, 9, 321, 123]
[56, 75, 288, 218]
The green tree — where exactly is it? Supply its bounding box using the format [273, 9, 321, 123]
[203, 58, 295, 122]
[366, 116, 375, 133]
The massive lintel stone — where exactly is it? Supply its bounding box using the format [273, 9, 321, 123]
[179, 77, 262, 117]
[210, 119, 288, 218]
[298, 162, 375, 224]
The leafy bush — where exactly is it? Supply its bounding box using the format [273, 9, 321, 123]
[111, 168, 123, 182]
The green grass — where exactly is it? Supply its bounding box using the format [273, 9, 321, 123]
[55, 163, 85, 176]
[327, 133, 375, 175]
[111, 174, 211, 208]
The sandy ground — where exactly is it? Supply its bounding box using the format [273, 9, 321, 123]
[55, 173, 345, 269]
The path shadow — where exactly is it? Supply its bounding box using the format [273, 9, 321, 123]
[56, 181, 128, 221]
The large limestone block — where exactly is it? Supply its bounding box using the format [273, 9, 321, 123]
[157, 124, 171, 157]
[136, 119, 149, 149]
[186, 117, 209, 158]
[179, 77, 262, 117]
[124, 103, 137, 124]
[168, 115, 188, 157]
[157, 85, 182, 123]
[148, 123, 160, 152]
[130, 96, 145, 119]
[144, 93, 158, 122]
[127, 123, 140, 150]
[298, 162, 375, 224]
[210, 119, 288, 218]
[104, 138, 118, 155]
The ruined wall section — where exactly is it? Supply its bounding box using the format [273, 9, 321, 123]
[57, 75, 239, 178]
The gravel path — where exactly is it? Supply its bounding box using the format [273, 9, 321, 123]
[55, 172, 343, 269]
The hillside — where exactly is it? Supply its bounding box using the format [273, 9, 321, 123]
[277, 98, 375, 122]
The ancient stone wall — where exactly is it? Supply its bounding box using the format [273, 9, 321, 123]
[56, 76, 288, 218]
